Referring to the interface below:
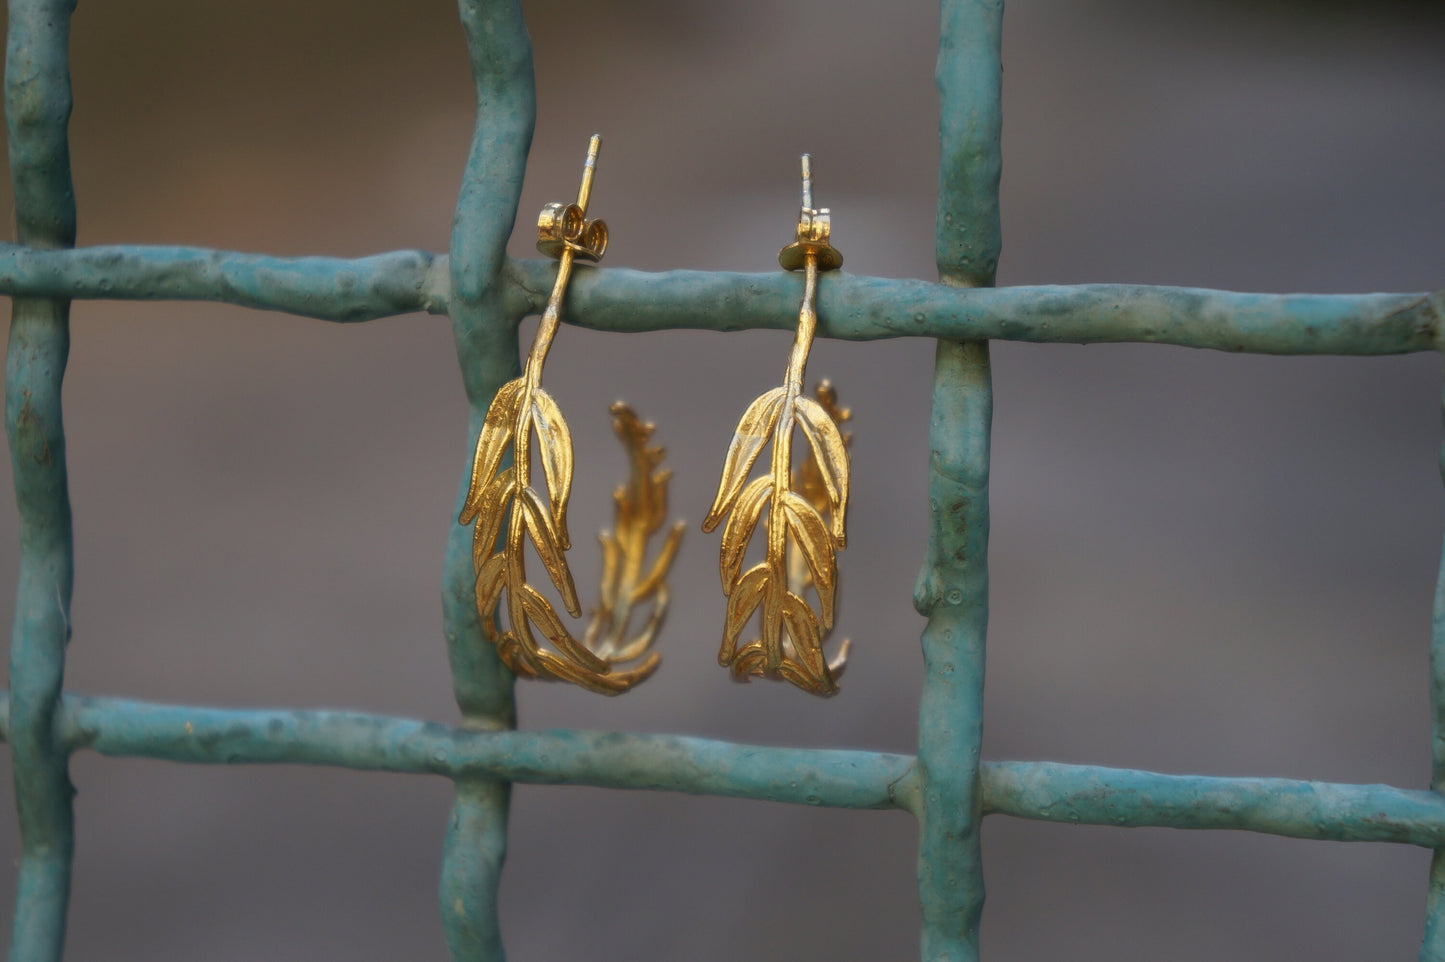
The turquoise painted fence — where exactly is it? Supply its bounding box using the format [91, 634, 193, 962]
[3, 1, 1444, 959]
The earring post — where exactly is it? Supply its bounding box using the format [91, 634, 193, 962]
[576, 134, 602, 215]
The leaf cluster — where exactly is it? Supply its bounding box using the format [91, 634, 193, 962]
[704, 380, 852, 696]
[462, 381, 668, 694]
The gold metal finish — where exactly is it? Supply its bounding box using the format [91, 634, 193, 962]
[703, 155, 851, 697]
[584, 404, 686, 665]
[462, 135, 677, 695]
[788, 380, 852, 681]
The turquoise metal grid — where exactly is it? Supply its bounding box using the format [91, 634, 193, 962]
[2, 0, 1444, 958]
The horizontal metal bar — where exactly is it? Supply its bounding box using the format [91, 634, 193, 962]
[0, 241, 1438, 354]
[983, 760, 1445, 846]
[0, 692, 913, 810]
[0, 243, 448, 322]
[508, 259, 1444, 355]
[2, 692, 1440, 843]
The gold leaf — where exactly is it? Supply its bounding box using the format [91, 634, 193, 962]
[579, 402, 682, 678]
[629, 521, 685, 605]
[589, 651, 662, 695]
[461, 378, 525, 524]
[596, 530, 621, 611]
[781, 591, 824, 665]
[702, 387, 786, 532]
[495, 633, 539, 679]
[531, 387, 573, 549]
[528, 647, 630, 695]
[721, 563, 769, 665]
[814, 380, 850, 427]
[795, 382, 851, 521]
[519, 582, 607, 674]
[473, 553, 508, 636]
[730, 640, 768, 678]
[520, 487, 580, 617]
[719, 475, 772, 592]
[794, 393, 851, 546]
[610, 402, 669, 533]
[609, 584, 668, 663]
[506, 581, 539, 667]
[778, 660, 835, 696]
[470, 467, 517, 569]
[781, 591, 835, 694]
[780, 490, 837, 627]
[644, 467, 671, 532]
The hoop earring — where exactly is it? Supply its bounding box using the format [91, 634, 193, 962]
[461, 135, 682, 695]
[702, 155, 852, 696]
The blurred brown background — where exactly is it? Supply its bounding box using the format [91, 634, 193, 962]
[0, 0, 1443, 958]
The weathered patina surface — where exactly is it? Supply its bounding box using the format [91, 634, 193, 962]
[2, 0, 1443, 959]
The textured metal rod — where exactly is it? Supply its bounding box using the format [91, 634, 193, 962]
[0, 243, 448, 321]
[934, 3, 1004, 290]
[507, 262, 1444, 355]
[10, 694, 910, 810]
[441, 1, 537, 959]
[4, 3, 79, 961]
[914, 2, 1004, 959]
[8, 692, 1445, 846]
[914, 342, 992, 962]
[1425, 379, 1445, 960]
[982, 761, 1445, 846]
[0, 242, 1439, 355]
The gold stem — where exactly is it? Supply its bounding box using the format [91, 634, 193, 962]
[767, 240, 819, 670]
[526, 246, 576, 386]
[785, 153, 819, 394]
[524, 135, 599, 386]
[765, 392, 793, 671]
[785, 252, 819, 394]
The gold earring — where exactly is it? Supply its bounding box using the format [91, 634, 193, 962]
[703, 155, 852, 696]
[461, 135, 682, 695]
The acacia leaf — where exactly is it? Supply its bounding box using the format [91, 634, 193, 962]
[721, 563, 769, 664]
[630, 521, 685, 605]
[461, 378, 524, 523]
[520, 582, 607, 674]
[702, 387, 786, 532]
[794, 394, 851, 545]
[531, 388, 573, 549]
[781, 490, 837, 627]
[719, 476, 772, 592]
[470, 467, 517, 569]
[781, 590, 828, 681]
[596, 530, 620, 611]
[611, 584, 669, 663]
[473, 553, 508, 637]
[520, 487, 581, 617]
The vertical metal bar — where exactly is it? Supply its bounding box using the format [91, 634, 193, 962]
[1423, 384, 1445, 961]
[3, 3, 79, 961]
[440, 2, 535, 960]
[914, 1, 1003, 959]
[934, 0, 1004, 291]
[913, 341, 992, 961]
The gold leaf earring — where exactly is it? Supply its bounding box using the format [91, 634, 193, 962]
[461, 135, 682, 695]
[703, 155, 852, 697]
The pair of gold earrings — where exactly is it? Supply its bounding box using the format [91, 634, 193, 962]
[462, 136, 851, 698]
